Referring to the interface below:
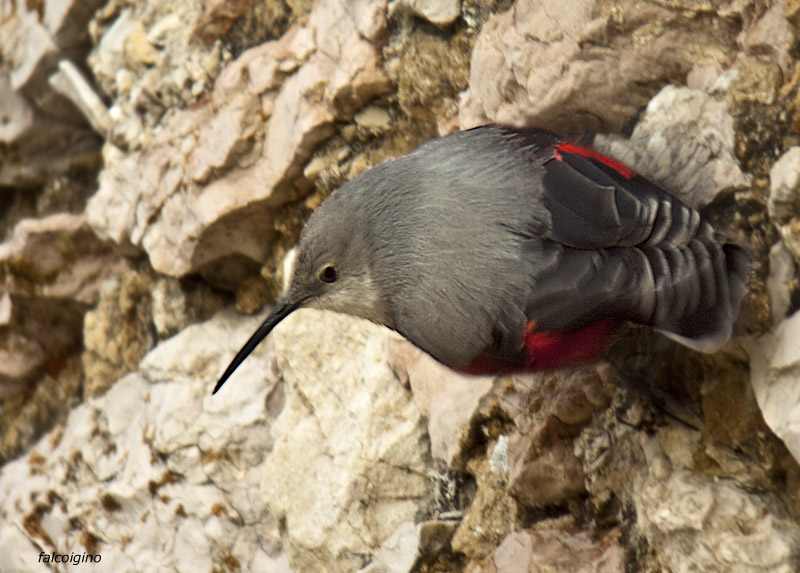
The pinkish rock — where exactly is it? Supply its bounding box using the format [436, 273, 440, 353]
[506, 369, 612, 508]
[741, 0, 796, 75]
[459, 0, 757, 133]
[87, 0, 391, 281]
[475, 521, 625, 573]
[0, 214, 121, 304]
[751, 310, 800, 465]
[0, 1, 103, 187]
[388, 335, 494, 467]
[0, 214, 124, 391]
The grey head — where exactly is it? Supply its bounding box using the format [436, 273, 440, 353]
[213, 188, 388, 394]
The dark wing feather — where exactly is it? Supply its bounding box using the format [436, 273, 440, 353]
[518, 132, 750, 351]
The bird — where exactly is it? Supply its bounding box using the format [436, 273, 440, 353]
[213, 124, 751, 394]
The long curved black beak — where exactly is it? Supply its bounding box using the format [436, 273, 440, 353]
[213, 297, 300, 394]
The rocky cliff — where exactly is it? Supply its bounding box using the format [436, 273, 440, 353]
[2, 0, 800, 571]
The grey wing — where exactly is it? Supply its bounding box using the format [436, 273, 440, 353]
[523, 137, 751, 351]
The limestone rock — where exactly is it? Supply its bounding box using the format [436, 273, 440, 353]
[508, 426, 586, 509]
[388, 335, 494, 467]
[3, 0, 800, 571]
[0, 214, 123, 392]
[635, 462, 800, 572]
[48, 59, 112, 137]
[741, 0, 796, 75]
[788, 0, 800, 28]
[768, 241, 797, 324]
[451, 452, 517, 563]
[751, 310, 800, 465]
[769, 147, 800, 225]
[0, 1, 102, 187]
[719, 56, 784, 108]
[0, 310, 289, 571]
[5, 8, 61, 100]
[262, 309, 433, 571]
[195, 0, 248, 44]
[0, 214, 116, 304]
[360, 521, 421, 573]
[86, 0, 391, 281]
[87, 1, 223, 117]
[82, 267, 226, 397]
[44, 0, 108, 49]
[460, 0, 757, 133]
[355, 106, 394, 132]
[0, 72, 35, 145]
[473, 520, 625, 573]
[398, 0, 461, 26]
[506, 369, 612, 509]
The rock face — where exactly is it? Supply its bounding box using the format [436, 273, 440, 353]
[473, 520, 626, 573]
[0, 311, 290, 572]
[0, 214, 124, 392]
[263, 310, 432, 571]
[3, 0, 800, 571]
[751, 310, 800, 464]
[0, 0, 104, 189]
[459, 0, 757, 133]
[85, 0, 392, 281]
[635, 468, 800, 572]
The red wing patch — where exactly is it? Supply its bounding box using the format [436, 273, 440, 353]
[457, 318, 619, 375]
[555, 142, 636, 180]
[520, 318, 617, 370]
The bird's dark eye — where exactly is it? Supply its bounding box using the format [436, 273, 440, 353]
[319, 265, 338, 283]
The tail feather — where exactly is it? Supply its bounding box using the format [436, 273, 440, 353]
[647, 231, 751, 352]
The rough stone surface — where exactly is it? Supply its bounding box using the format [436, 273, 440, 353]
[593, 86, 751, 208]
[751, 310, 800, 464]
[0, 214, 123, 392]
[742, 0, 796, 76]
[473, 520, 625, 573]
[86, 0, 391, 280]
[398, 0, 461, 26]
[769, 147, 800, 225]
[460, 0, 758, 133]
[81, 265, 225, 397]
[768, 241, 796, 324]
[0, 310, 290, 572]
[262, 309, 433, 571]
[44, 0, 108, 49]
[451, 452, 518, 563]
[360, 521, 421, 573]
[3, 0, 800, 571]
[388, 335, 494, 467]
[506, 369, 612, 509]
[635, 461, 800, 572]
[0, 0, 102, 188]
[48, 59, 113, 137]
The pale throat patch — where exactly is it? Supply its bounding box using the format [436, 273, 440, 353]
[306, 271, 390, 327]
